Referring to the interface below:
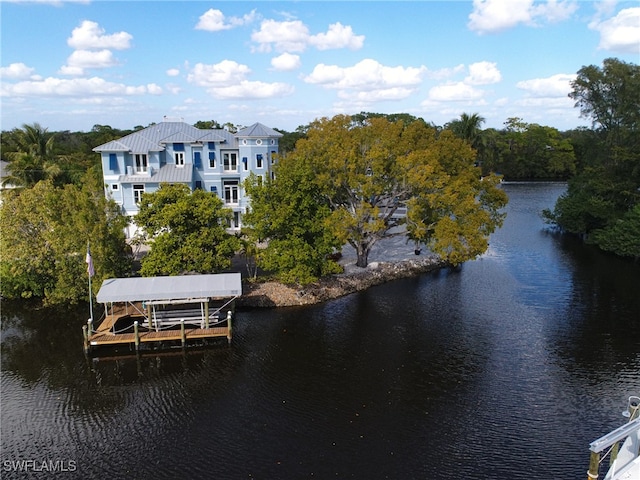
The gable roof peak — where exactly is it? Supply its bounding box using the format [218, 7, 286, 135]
[236, 122, 283, 138]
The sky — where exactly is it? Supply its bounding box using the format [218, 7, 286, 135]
[1, 0, 639, 133]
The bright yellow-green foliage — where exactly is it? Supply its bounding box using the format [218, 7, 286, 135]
[0, 169, 131, 304]
[278, 115, 508, 267]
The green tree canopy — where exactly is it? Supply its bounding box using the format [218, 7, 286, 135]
[545, 58, 639, 258]
[1, 123, 61, 187]
[243, 159, 342, 284]
[0, 168, 131, 304]
[134, 184, 239, 276]
[446, 112, 486, 151]
[246, 115, 507, 272]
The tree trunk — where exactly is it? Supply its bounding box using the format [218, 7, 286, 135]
[355, 244, 370, 268]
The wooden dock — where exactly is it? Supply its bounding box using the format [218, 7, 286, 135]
[84, 273, 241, 355]
[83, 311, 233, 353]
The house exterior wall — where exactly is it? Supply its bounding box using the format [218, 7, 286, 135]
[95, 121, 281, 236]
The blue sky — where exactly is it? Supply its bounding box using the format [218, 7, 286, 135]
[1, 0, 638, 133]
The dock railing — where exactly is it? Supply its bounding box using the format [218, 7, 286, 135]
[587, 398, 640, 480]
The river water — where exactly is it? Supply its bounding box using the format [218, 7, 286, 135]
[1, 183, 639, 479]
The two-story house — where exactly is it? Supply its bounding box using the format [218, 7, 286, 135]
[94, 119, 282, 237]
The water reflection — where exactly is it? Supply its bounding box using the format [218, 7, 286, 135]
[1, 183, 639, 480]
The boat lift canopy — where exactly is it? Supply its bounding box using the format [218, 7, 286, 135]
[96, 273, 242, 304]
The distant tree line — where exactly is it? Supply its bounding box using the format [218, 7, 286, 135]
[1, 57, 637, 306]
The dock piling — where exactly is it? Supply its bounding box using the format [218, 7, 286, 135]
[226, 310, 233, 344]
[181, 320, 186, 347]
[82, 325, 89, 353]
[134, 321, 140, 351]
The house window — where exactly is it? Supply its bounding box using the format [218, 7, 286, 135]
[134, 154, 148, 173]
[223, 152, 237, 172]
[256, 139, 262, 145]
[109, 153, 118, 171]
[209, 152, 216, 168]
[195, 180, 202, 190]
[210, 186, 218, 195]
[223, 180, 239, 204]
[133, 184, 145, 204]
[242, 157, 248, 171]
[256, 154, 263, 169]
[112, 184, 119, 190]
[175, 152, 185, 167]
[194, 152, 202, 168]
[271, 151, 276, 164]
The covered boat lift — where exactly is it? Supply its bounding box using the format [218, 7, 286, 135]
[83, 273, 242, 353]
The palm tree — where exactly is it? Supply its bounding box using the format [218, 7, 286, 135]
[447, 113, 486, 150]
[3, 123, 60, 187]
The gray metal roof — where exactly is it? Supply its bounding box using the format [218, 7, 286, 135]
[236, 123, 283, 138]
[119, 164, 193, 184]
[96, 273, 242, 303]
[94, 121, 280, 153]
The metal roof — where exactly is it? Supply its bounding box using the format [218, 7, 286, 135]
[119, 164, 193, 184]
[94, 121, 280, 153]
[96, 273, 242, 303]
[236, 123, 283, 138]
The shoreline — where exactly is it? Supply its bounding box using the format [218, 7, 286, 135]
[236, 254, 448, 308]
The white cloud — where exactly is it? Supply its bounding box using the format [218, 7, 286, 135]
[186, 60, 294, 100]
[590, 7, 640, 54]
[468, 0, 577, 34]
[146, 83, 163, 95]
[166, 68, 180, 77]
[59, 49, 119, 75]
[427, 64, 466, 80]
[271, 53, 301, 71]
[530, 0, 578, 23]
[0, 62, 36, 79]
[1, 76, 159, 97]
[67, 20, 132, 50]
[195, 8, 257, 32]
[422, 61, 500, 105]
[304, 59, 426, 91]
[209, 81, 294, 100]
[427, 82, 486, 102]
[252, 19, 310, 53]
[309, 22, 365, 51]
[187, 60, 252, 87]
[252, 19, 364, 53]
[516, 73, 575, 97]
[339, 87, 416, 102]
[465, 61, 502, 85]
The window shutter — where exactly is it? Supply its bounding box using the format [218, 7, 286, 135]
[173, 143, 184, 151]
[208, 142, 215, 149]
[194, 152, 202, 168]
[109, 153, 118, 171]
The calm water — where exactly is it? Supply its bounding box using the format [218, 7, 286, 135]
[2, 183, 639, 479]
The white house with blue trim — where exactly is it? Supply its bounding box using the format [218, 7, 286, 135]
[94, 119, 281, 237]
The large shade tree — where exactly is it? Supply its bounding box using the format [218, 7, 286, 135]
[545, 58, 639, 258]
[247, 115, 507, 271]
[0, 168, 131, 304]
[134, 184, 239, 276]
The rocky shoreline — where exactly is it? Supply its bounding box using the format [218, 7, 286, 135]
[236, 254, 448, 308]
